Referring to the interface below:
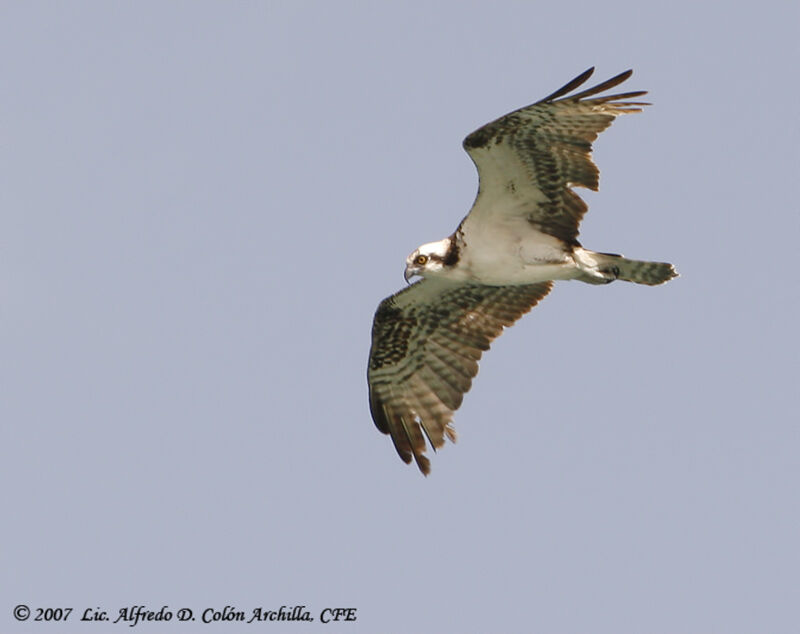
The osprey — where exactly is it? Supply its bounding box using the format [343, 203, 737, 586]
[367, 68, 677, 474]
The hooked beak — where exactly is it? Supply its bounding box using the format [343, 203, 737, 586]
[404, 265, 420, 285]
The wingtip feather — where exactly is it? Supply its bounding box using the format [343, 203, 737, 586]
[415, 453, 431, 476]
[536, 67, 595, 104]
[566, 69, 636, 101]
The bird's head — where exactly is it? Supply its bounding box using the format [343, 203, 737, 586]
[404, 238, 452, 284]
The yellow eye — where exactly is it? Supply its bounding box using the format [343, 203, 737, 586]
[414, 255, 429, 266]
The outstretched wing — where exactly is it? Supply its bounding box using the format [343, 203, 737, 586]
[460, 68, 648, 244]
[367, 278, 552, 474]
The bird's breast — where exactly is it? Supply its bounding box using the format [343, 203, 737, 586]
[457, 227, 578, 285]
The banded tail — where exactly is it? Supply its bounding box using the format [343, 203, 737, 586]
[578, 249, 678, 286]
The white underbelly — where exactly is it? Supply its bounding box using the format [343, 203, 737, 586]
[458, 250, 580, 284]
[460, 228, 580, 285]
[471, 260, 579, 284]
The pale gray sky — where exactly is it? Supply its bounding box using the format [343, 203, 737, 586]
[3, 2, 798, 633]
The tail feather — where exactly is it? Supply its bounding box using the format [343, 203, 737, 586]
[576, 249, 678, 286]
[595, 251, 678, 286]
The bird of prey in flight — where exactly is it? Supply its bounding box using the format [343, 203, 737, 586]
[367, 68, 677, 474]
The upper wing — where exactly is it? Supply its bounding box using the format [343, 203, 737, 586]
[367, 277, 552, 474]
[460, 68, 648, 244]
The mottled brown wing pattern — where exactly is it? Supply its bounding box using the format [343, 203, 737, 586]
[368, 279, 553, 474]
[462, 68, 649, 243]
